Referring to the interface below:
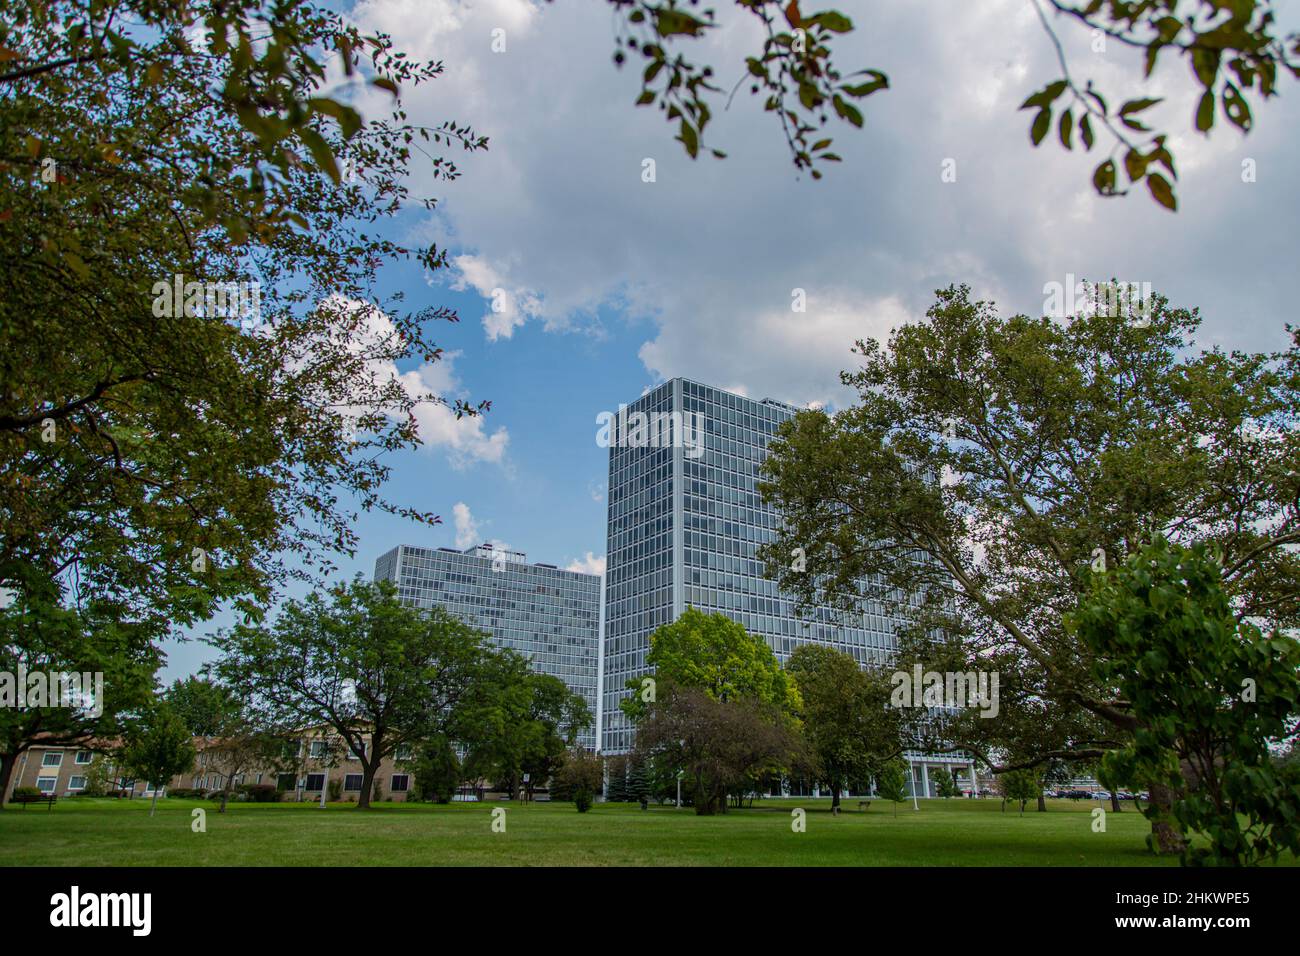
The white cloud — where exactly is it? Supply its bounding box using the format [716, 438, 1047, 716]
[451, 501, 478, 548]
[332, 298, 509, 467]
[349, 0, 1300, 401]
[566, 552, 606, 576]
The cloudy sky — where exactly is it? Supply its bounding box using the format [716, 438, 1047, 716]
[162, 0, 1299, 680]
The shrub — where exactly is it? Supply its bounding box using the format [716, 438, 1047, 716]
[553, 749, 603, 812]
[328, 779, 342, 802]
[242, 784, 279, 803]
[12, 786, 42, 800]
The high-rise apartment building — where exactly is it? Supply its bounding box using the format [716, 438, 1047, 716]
[601, 380, 966, 793]
[374, 543, 601, 750]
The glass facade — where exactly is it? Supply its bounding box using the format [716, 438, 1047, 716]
[374, 543, 602, 750]
[601, 378, 910, 754]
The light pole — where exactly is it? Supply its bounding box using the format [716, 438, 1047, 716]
[676, 769, 684, 808]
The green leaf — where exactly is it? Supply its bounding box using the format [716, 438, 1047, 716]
[308, 98, 363, 139]
[1195, 90, 1215, 132]
[812, 11, 853, 33]
[1058, 108, 1073, 150]
[298, 127, 341, 184]
[1124, 148, 1148, 182]
[832, 95, 863, 127]
[1020, 80, 1068, 111]
[1146, 172, 1176, 211]
[1079, 113, 1095, 149]
[1030, 108, 1051, 145]
[1093, 159, 1117, 195]
[1119, 97, 1162, 116]
[679, 119, 699, 159]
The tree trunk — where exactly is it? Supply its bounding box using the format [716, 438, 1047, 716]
[1147, 780, 1186, 855]
[830, 786, 841, 811]
[219, 788, 229, 813]
[357, 761, 376, 809]
[0, 752, 18, 809]
[149, 787, 159, 817]
[1037, 794, 1046, 812]
[1110, 790, 1121, 813]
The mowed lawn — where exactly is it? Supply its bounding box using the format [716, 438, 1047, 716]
[3, 795, 1264, 867]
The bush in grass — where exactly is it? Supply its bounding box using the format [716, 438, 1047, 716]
[328, 779, 342, 802]
[241, 783, 278, 803]
[553, 748, 603, 812]
[11, 786, 42, 800]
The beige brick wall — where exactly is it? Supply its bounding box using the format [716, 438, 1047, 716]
[4, 734, 424, 803]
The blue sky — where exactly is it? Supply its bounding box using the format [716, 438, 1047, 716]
[161, 0, 1300, 682]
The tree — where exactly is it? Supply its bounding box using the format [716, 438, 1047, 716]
[634, 685, 799, 815]
[1070, 537, 1300, 865]
[626, 755, 650, 808]
[934, 766, 961, 799]
[608, 0, 1300, 207]
[758, 284, 1300, 852]
[0, 586, 158, 807]
[786, 644, 902, 810]
[552, 748, 604, 812]
[1, 0, 491, 645]
[164, 675, 241, 738]
[874, 758, 909, 817]
[605, 755, 630, 803]
[80, 753, 115, 798]
[118, 701, 196, 817]
[405, 735, 461, 804]
[999, 769, 1041, 816]
[621, 607, 800, 723]
[211, 577, 489, 809]
[457, 650, 592, 802]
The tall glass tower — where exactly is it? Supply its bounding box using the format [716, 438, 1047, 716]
[375, 543, 602, 750]
[601, 379, 911, 756]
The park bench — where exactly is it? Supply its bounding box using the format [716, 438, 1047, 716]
[11, 792, 57, 810]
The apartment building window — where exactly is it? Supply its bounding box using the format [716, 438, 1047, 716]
[68, 776, 86, 791]
[394, 744, 412, 761]
[276, 773, 296, 791]
[74, 751, 92, 765]
[343, 774, 363, 791]
[309, 740, 330, 760]
[36, 777, 57, 793]
[41, 752, 62, 768]
[347, 742, 365, 762]
[390, 774, 409, 793]
[304, 773, 325, 791]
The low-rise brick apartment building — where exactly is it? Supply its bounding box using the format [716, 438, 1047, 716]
[2, 732, 445, 804]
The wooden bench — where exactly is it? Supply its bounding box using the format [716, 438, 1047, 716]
[11, 792, 57, 810]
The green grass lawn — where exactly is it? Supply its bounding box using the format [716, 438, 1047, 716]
[7, 795, 1272, 867]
